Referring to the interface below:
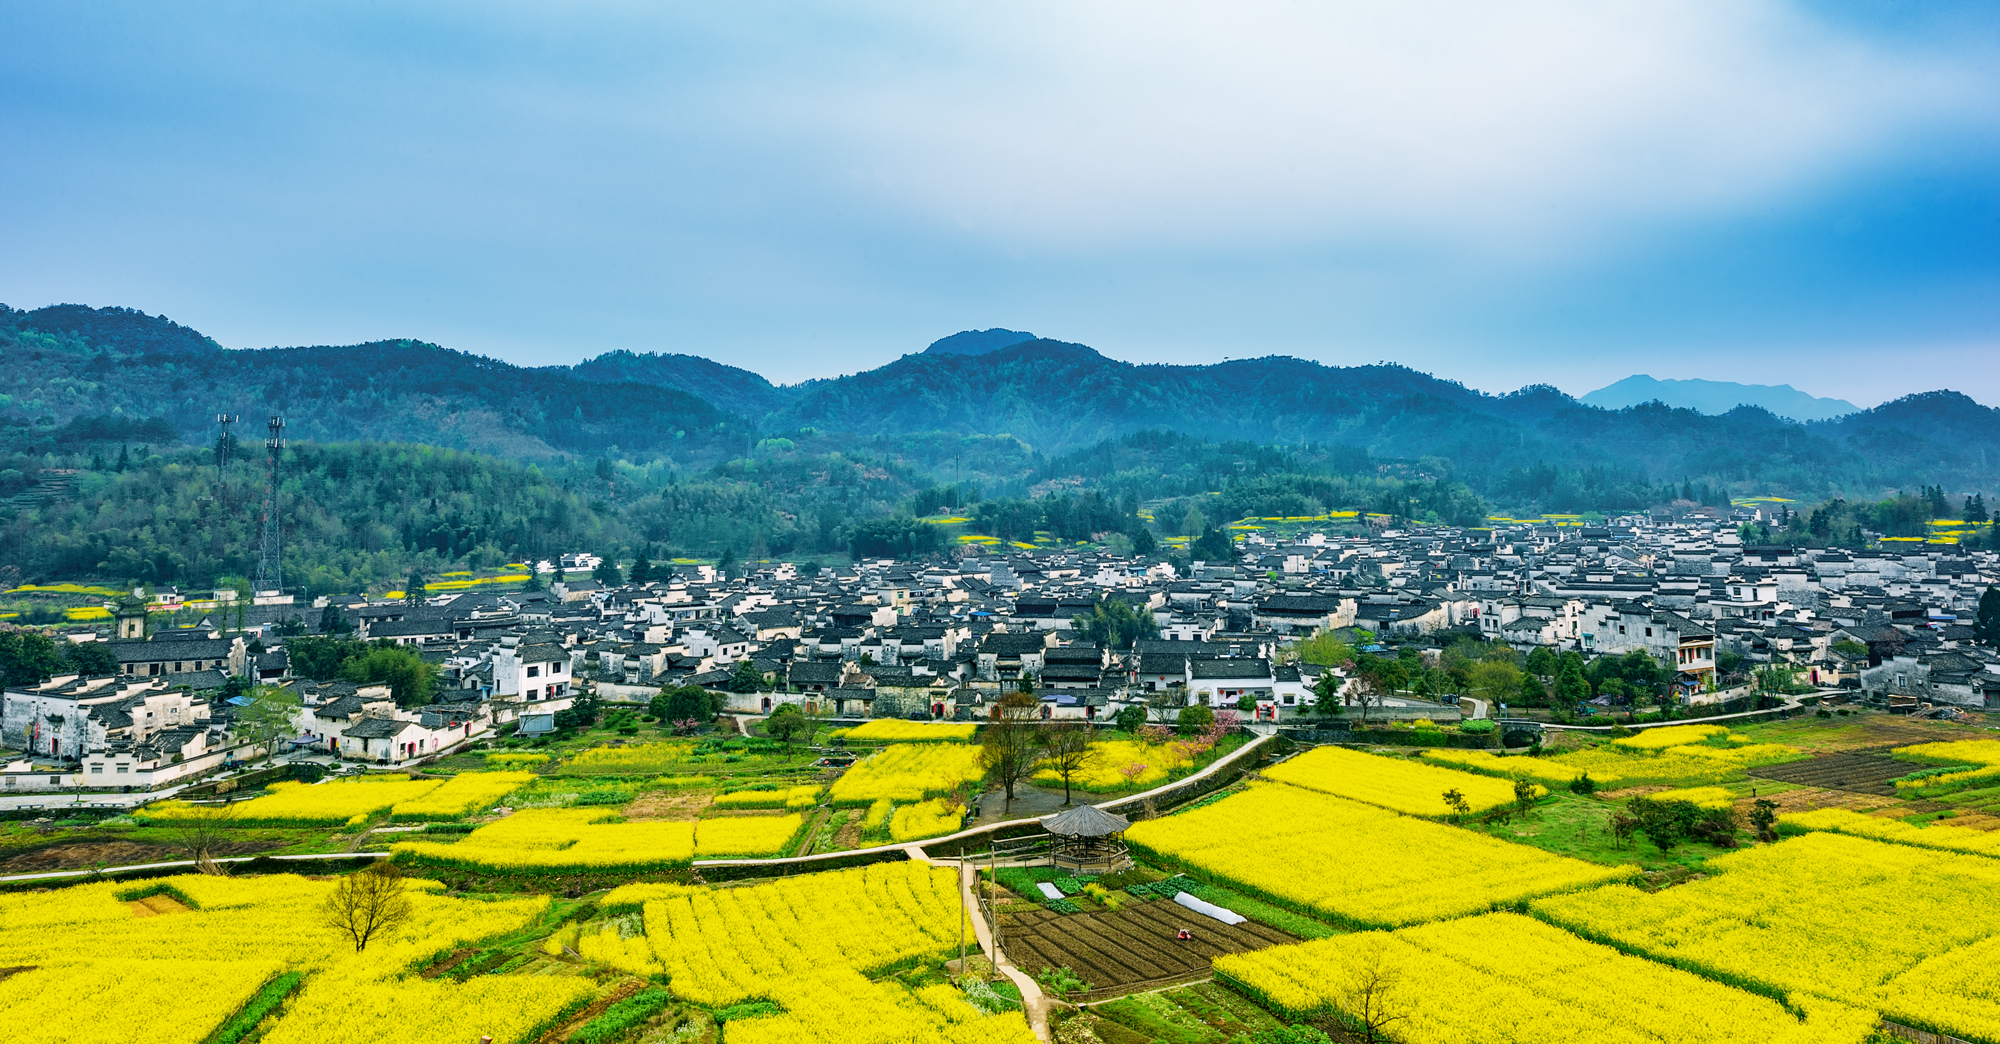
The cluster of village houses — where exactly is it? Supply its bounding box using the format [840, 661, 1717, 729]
[4, 509, 1997, 793]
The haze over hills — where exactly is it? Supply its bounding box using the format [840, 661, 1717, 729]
[4, 305, 1999, 501]
[1581, 375, 1860, 423]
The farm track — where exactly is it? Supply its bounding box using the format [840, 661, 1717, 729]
[1749, 746, 1912, 796]
[1002, 899, 1293, 993]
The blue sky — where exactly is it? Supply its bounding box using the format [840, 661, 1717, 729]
[2, 1, 1995, 405]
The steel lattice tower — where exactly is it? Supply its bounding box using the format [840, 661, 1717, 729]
[254, 415, 285, 592]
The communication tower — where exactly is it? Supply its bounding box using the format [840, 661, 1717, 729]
[254, 415, 285, 593]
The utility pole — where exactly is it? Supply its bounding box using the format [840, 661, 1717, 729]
[254, 416, 285, 595]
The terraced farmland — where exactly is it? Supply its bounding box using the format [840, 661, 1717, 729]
[1000, 898, 1294, 993]
[1749, 746, 1913, 796]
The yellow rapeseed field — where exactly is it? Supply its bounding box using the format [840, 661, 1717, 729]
[1031, 738, 1195, 791]
[393, 808, 696, 871]
[889, 798, 965, 842]
[1779, 808, 2000, 859]
[1218, 912, 1874, 1044]
[1124, 783, 1633, 928]
[563, 741, 696, 774]
[841, 720, 977, 742]
[1644, 786, 1735, 809]
[0, 873, 590, 1044]
[1423, 741, 1801, 788]
[1265, 746, 1532, 816]
[641, 861, 1033, 1044]
[389, 770, 536, 820]
[1612, 724, 1735, 750]
[1531, 832, 2000, 1043]
[693, 813, 805, 858]
[827, 743, 986, 805]
[711, 784, 821, 810]
[137, 777, 444, 826]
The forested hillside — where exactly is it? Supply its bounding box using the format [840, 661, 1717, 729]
[3, 303, 1998, 593]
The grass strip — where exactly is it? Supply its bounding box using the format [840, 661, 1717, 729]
[205, 971, 304, 1044]
[571, 987, 672, 1044]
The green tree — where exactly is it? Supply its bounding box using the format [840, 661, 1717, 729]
[629, 548, 653, 585]
[727, 659, 765, 693]
[1516, 673, 1546, 708]
[1113, 704, 1148, 732]
[763, 702, 808, 743]
[286, 635, 365, 680]
[650, 684, 717, 724]
[1073, 598, 1157, 650]
[405, 571, 426, 606]
[1551, 652, 1590, 719]
[593, 555, 623, 585]
[1130, 527, 1158, 558]
[1292, 630, 1354, 667]
[0, 629, 66, 686]
[1523, 646, 1558, 681]
[554, 686, 600, 730]
[338, 643, 438, 707]
[1977, 586, 2000, 647]
[63, 640, 118, 677]
[1191, 525, 1237, 561]
[1177, 703, 1215, 734]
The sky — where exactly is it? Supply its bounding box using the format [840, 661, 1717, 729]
[2, 1, 1996, 405]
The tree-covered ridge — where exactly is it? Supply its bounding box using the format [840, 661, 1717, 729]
[0, 309, 739, 463]
[7, 303, 2000, 511]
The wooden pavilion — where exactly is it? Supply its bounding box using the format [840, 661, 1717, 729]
[1039, 804, 1133, 874]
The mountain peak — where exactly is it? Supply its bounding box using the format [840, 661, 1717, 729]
[1581, 374, 1857, 422]
[924, 328, 1036, 356]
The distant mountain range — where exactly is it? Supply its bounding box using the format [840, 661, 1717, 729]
[1581, 375, 1859, 422]
[4, 306, 1997, 498]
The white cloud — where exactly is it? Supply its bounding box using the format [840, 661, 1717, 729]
[754, 0, 1990, 258]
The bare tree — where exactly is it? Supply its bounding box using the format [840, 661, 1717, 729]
[1039, 722, 1099, 806]
[1339, 943, 1408, 1044]
[168, 806, 237, 875]
[1346, 672, 1388, 728]
[1144, 688, 1186, 726]
[979, 692, 1044, 811]
[321, 861, 414, 952]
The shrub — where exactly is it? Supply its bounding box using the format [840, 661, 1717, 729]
[1568, 772, 1597, 795]
[1459, 718, 1496, 735]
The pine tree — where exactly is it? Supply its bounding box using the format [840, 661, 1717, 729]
[1969, 494, 1989, 524]
[629, 549, 653, 585]
[1976, 587, 2000, 647]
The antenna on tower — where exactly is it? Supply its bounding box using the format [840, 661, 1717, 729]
[214, 413, 238, 475]
[255, 415, 285, 595]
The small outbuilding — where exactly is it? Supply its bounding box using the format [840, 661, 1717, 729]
[1039, 803, 1133, 874]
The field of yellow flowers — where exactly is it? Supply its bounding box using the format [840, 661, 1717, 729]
[889, 797, 966, 842]
[388, 770, 536, 820]
[1531, 831, 2000, 1042]
[391, 807, 806, 869]
[641, 861, 1035, 1044]
[136, 776, 444, 826]
[1030, 737, 1196, 791]
[827, 743, 986, 805]
[711, 784, 822, 810]
[563, 740, 696, 774]
[1780, 807, 2000, 858]
[839, 720, 977, 743]
[1264, 746, 1531, 816]
[0, 873, 589, 1044]
[1124, 782, 1633, 928]
[1217, 912, 1875, 1044]
[1422, 739, 1802, 789]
